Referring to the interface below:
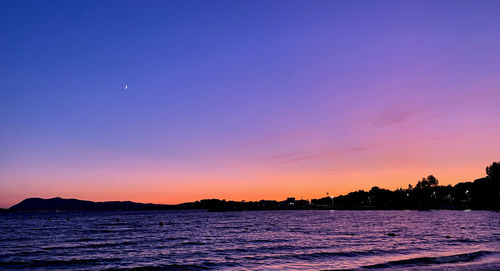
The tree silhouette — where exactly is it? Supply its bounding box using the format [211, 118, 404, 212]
[416, 175, 438, 189]
[486, 161, 500, 180]
[427, 175, 438, 186]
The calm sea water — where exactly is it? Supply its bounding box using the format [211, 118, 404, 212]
[1, 210, 499, 270]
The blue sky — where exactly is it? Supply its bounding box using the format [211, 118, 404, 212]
[1, 0, 500, 206]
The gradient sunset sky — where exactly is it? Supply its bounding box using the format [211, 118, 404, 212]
[1, 0, 500, 207]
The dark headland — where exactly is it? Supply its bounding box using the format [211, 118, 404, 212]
[7, 161, 500, 212]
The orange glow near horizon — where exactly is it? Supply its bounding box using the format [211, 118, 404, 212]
[0, 155, 494, 208]
[2, 114, 499, 208]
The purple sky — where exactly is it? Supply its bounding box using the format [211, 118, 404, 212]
[1, 0, 500, 207]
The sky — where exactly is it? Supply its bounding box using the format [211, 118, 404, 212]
[1, 0, 500, 207]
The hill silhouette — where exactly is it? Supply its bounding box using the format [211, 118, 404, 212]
[9, 197, 173, 212]
[7, 161, 500, 212]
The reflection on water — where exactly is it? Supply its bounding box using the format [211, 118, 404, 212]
[1, 210, 499, 270]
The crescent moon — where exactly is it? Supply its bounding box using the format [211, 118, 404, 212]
[124, 84, 128, 90]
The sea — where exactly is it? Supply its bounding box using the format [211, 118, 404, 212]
[1, 210, 500, 270]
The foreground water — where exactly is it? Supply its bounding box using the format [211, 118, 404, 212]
[1, 210, 499, 270]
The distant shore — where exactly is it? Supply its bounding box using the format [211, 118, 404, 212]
[3, 197, 499, 212]
[5, 162, 500, 212]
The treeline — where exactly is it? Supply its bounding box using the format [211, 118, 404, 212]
[6, 162, 500, 212]
[329, 161, 500, 210]
[199, 161, 500, 211]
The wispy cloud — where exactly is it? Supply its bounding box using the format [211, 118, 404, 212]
[265, 151, 304, 160]
[373, 91, 481, 128]
[238, 131, 305, 148]
[374, 111, 416, 126]
[278, 140, 404, 165]
[374, 108, 432, 127]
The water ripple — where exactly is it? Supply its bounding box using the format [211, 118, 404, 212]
[0, 210, 499, 270]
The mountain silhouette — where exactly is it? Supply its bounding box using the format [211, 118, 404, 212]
[9, 197, 172, 212]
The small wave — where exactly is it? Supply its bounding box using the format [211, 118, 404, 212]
[214, 225, 240, 230]
[106, 263, 212, 270]
[456, 238, 478, 243]
[76, 238, 93, 242]
[2, 249, 46, 257]
[289, 251, 360, 260]
[83, 241, 137, 248]
[242, 248, 400, 262]
[161, 236, 187, 241]
[288, 248, 411, 260]
[248, 238, 289, 243]
[41, 244, 81, 250]
[126, 260, 238, 270]
[363, 250, 495, 269]
[241, 251, 353, 262]
[0, 257, 121, 268]
[172, 241, 206, 247]
[40, 240, 137, 251]
[96, 222, 129, 226]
